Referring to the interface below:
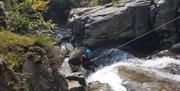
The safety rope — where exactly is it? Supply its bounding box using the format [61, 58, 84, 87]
[90, 16, 180, 61]
[116, 16, 180, 49]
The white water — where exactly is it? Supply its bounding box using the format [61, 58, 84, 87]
[86, 57, 180, 91]
[86, 60, 128, 91]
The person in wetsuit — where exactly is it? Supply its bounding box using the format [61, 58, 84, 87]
[80, 49, 97, 72]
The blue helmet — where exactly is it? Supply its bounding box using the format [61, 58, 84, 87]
[84, 49, 92, 55]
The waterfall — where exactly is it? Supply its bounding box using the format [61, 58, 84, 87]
[86, 62, 127, 91]
[86, 56, 180, 91]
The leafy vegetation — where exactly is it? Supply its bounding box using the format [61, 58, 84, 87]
[5, 0, 54, 34]
[0, 0, 57, 70]
[0, 0, 123, 90]
[0, 31, 55, 70]
[0, 0, 120, 71]
[35, 34, 56, 46]
[0, 31, 34, 69]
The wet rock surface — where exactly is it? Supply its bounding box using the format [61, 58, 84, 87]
[68, 81, 86, 91]
[88, 81, 113, 91]
[170, 43, 180, 53]
[119, 64, 180, 91]
[120, 57, 180, 91]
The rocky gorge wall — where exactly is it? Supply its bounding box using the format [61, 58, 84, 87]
[68, 0, 180, 54]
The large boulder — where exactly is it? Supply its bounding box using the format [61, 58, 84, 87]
[68, 0, 180, 53]
[170, 43, 180, 53]
[22, 46, 68, 91]
[68, 0, 157, 49]
[155, 0, 180, 32]
[59, 58, 87, 91]
[154, 0, 180, 48]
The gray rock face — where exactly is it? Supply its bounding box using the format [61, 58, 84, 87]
[69, 0, 153, 48]
[155, 0, 180, 48]
[60, 58, 87, 91]
[22, 46, 68, 91]
[155, 0, 179, 32]
[69, 0, 180, 51]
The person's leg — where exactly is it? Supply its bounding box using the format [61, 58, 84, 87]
[89, 67, 95, 72]
[86, 66, 95, 72]
[83, 64, 95, 72]
[89, 61, 98, 68]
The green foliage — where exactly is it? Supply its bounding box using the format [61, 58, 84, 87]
[0, 31, 35, 69]
[5, 0, 54, 34]
[0, 31, 35, 49]
[0, 31, 55, 70]
[35, 34, 56, 46]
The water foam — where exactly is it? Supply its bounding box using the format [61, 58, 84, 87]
[86, 62, 127, 91]
[86, 57, 180, 91]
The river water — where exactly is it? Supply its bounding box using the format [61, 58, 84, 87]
[86, 56, 180, 91]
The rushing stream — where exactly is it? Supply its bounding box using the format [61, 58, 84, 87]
[86, 54, 180, 91]
[60, 48, 180, 91]
[86, 62, 128, 91]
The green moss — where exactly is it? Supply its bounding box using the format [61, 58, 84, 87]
[0, 31, 56, 70]
[0, 31, 35, 69]
[35, 34, 56, 47]
[0, 31, 35, 50]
